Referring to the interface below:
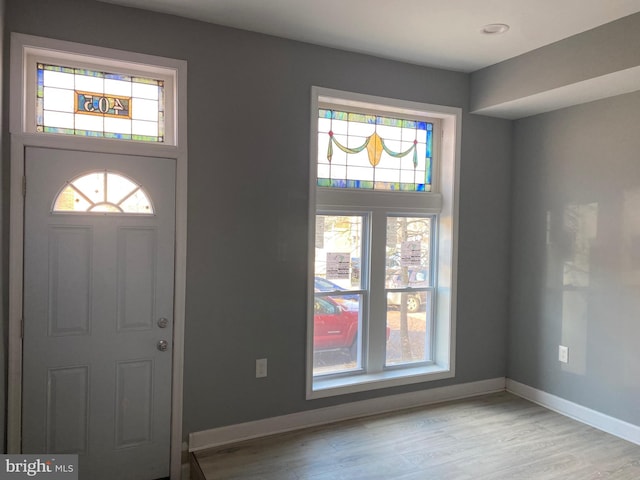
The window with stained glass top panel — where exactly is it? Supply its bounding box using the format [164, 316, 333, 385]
[37, 63, 165, 142]
[317, 109, 433, 192]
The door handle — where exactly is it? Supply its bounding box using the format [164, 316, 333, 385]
[157, 340, 169, 352]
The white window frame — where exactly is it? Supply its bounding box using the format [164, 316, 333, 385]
[8, 33, 188, 480]
[16, 40, 177, 145]
[307, 87, 461, 399]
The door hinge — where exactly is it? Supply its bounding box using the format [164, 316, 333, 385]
[20, 318, 24, 339]
[22, 176, 26, 197]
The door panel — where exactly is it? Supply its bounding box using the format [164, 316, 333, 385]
[117, 227, 157, 331]
[48, 226, 92, 336]
[22, 147, 175, 480]
[115, 359, 153, 448]
[46, 366, 89, 454]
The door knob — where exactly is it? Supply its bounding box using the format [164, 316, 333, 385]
[157, 340, 169, 351]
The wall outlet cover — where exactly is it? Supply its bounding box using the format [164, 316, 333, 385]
[256, 358, 268, 378]
[559, 345, 569, 363]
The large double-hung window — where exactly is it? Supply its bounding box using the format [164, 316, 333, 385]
[307, 88, 461, 398]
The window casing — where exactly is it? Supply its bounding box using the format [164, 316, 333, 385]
[17, 44, 177, 145]
[307, 88, 460, 399]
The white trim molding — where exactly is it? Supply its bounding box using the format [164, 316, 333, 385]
[8, 33, 188, 480]
[189, 377, 505, 452]
[307, 86, 462, 399]
[506, 379, 640, 446]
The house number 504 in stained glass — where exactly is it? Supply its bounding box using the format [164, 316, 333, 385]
[75, 91, 131, 119]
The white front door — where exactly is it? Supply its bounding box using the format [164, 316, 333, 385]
[22, 147, 176, 480]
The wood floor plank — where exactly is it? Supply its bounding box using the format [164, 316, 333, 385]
[193, 392, 640, 480]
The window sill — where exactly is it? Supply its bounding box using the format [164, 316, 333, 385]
[308, 363, 454, 399]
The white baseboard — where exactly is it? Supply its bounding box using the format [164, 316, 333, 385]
[189, 377, 506, 452]
[506, 379, 640, 446]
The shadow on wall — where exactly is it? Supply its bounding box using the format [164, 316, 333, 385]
[546, 189, 640, 386]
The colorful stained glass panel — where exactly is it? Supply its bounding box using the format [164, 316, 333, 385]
[37, 63, 165, 142]
[75, 92, 132, 119]
[317, 109, 433, 192]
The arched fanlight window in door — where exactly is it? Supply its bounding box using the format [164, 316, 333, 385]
[52, 170, 154, 214]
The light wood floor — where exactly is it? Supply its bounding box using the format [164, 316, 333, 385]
[191, 392, 640, 480]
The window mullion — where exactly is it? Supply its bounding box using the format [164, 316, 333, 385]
[367, 209, 387, 373]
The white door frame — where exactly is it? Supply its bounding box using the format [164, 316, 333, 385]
[8, 34, 188, 480]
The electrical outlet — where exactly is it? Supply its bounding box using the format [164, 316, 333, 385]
[558, 345, 569, 363]
[256, 358, 267, 378]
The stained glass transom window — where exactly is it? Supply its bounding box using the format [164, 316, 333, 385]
[37, 63, 165, 142]
[53, 170, 154, 214]
[317, 109, 433, 192]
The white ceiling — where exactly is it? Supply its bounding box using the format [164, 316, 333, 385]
[100, 0, 640, 72]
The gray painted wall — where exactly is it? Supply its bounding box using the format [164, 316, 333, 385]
[510, 91, 640, 424]
[4, 0, 511, 439]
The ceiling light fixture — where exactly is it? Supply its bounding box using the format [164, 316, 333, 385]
[481, 23, 510, 35]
